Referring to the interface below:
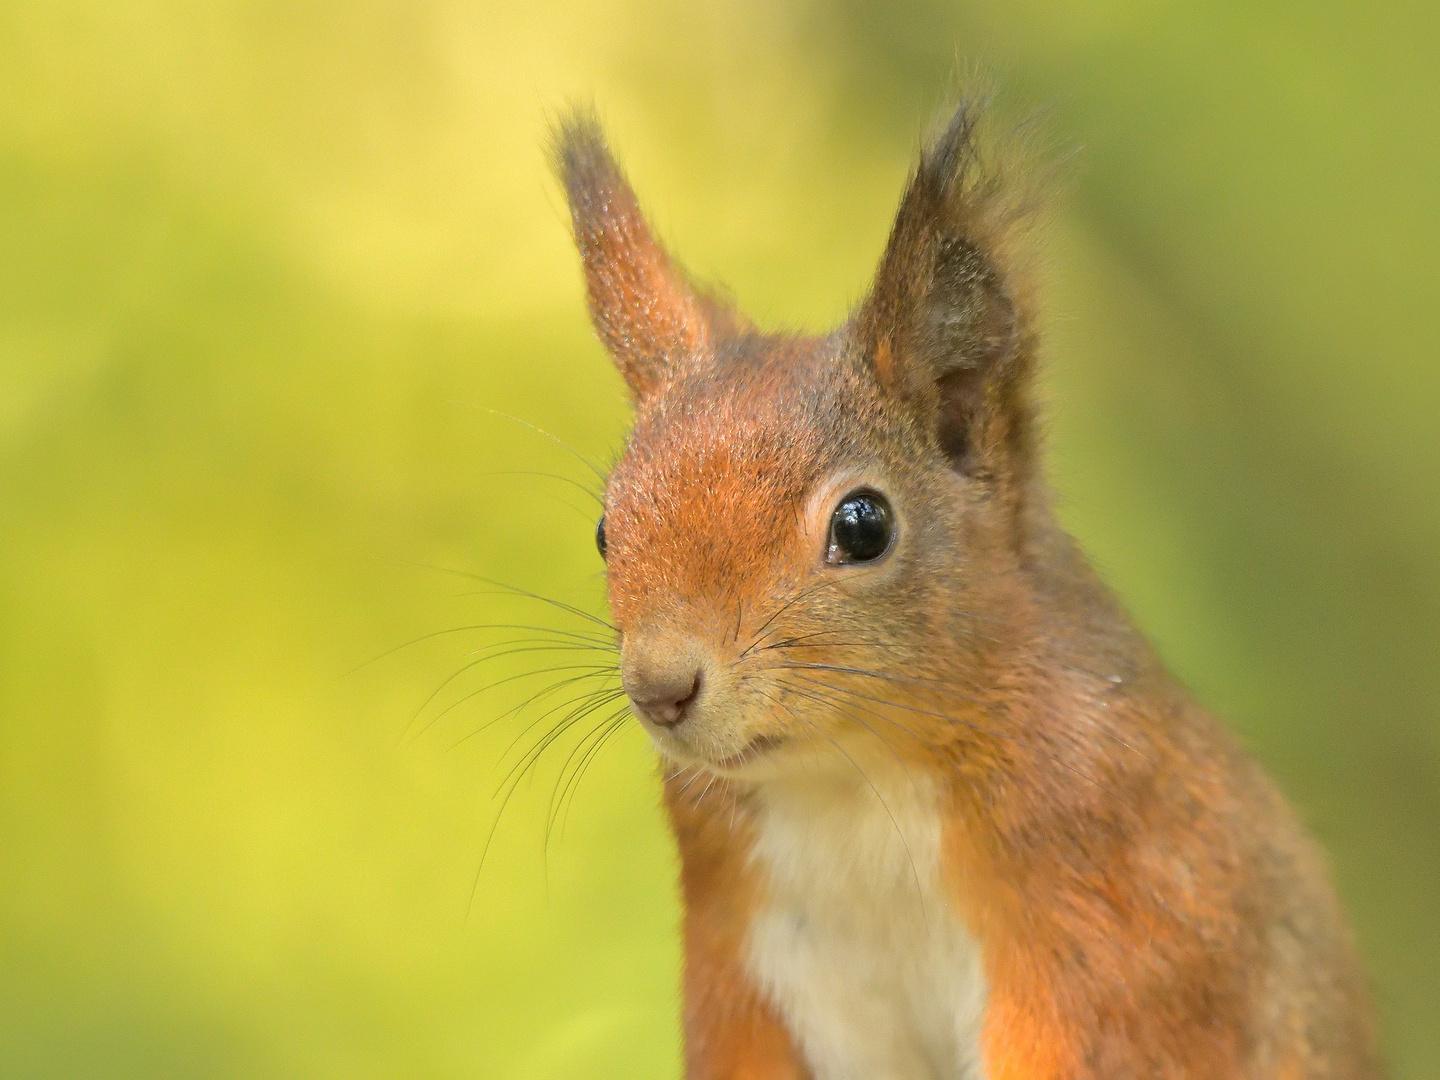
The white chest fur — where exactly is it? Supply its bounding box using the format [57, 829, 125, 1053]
[743, 767, 987, 1080]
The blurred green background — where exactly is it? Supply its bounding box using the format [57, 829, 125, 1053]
[2, 1, 1437, 1076]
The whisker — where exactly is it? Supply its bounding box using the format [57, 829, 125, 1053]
[772, 657, 1154, 768]
[496, 688, 631, 796]
[408, 565, 615, 632]
[468, 687, 631, 910]
[759, 637, 910, 653]
[817, 722, 930, 929]
[552, 708, 634, 845]
[555, 720, 636, 846]
[787, 671, 1138, 817]
[766, 661, 983, 706]
[459, 639, 614, 661]
[748, 626, 1150, 763]
[694, 772, 720, 811]
[409, 661, 619, 745]
[347, 622, 613, 677]
[774, 681, 926, 777]
[546, 703, 632, 841]
[739, 581, 839, 658]
[759, 691, 929, 928]
[466, 686, 627, 926]
[456, 403, 609, 482]
[450, 677, 623, 754]
[676, 768, 707, 797]
[483, 469, 605, 507]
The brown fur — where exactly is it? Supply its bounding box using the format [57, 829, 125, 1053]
[554, 98, 1379, 1078]
[668, 776, 811, 1080]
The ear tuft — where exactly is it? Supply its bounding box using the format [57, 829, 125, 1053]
[857, 95, 1049, 479]
[552, 110, 727, 400]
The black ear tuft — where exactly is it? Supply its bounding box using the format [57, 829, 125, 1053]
[552, 110, 731, 400]
[857, 96, 1046, 479]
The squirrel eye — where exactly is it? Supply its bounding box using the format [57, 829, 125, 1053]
[595, 513, 607, 559]
[827, 490, 894, 564]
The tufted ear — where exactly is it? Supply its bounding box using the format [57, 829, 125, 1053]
[553, 111, 730, 400]
[856, 100, 1043, 481]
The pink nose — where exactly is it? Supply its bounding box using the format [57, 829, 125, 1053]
[624, 665, 703, 728]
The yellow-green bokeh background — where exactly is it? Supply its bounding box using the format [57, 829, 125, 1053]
[3, 2, 1438, 1076]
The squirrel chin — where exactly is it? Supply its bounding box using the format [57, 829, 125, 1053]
[652, 730, 793, 781]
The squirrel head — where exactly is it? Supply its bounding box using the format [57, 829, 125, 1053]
[556, 104, 1048, 779]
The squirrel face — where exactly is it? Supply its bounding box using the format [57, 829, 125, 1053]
[556, 109, 1043, 779]
[599, 334, 982, 778]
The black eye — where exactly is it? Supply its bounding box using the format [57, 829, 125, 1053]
[595, 513, 608, 559]
[828, 490, 894, 564]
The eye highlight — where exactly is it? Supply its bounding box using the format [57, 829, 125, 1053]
[595, 513, 607, 559]
[827, 489, 894, 564]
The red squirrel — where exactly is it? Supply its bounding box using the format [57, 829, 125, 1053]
[551, 99, 1379, 1079]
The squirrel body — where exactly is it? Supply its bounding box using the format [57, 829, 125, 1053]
[553, 101, 1379, 1079]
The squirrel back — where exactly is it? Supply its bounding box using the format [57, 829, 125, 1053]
[553, 100, 1379, 1079]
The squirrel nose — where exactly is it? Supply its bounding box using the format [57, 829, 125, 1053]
[628, 669, 701, 728]
[623, 653, 704, 729]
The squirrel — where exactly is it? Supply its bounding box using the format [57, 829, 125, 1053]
[550, 99, 1380, 1080]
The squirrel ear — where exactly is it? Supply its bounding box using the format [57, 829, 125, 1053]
[856, 100, 1041, 478]
[553, 111, 724, 400]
